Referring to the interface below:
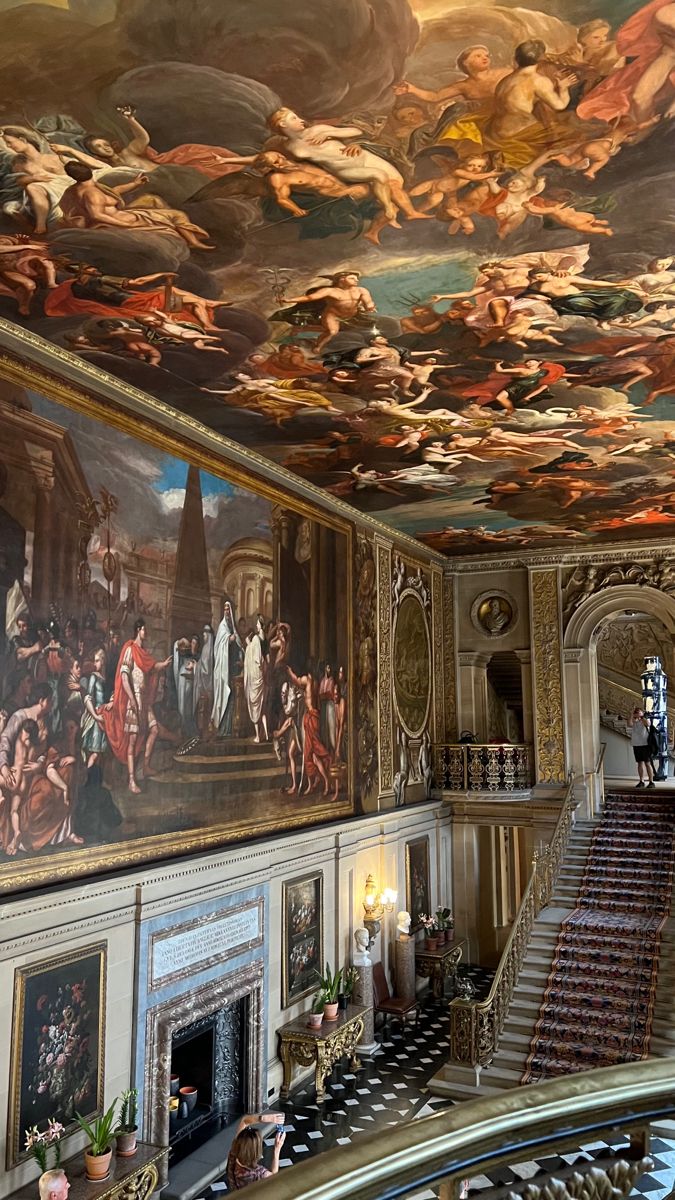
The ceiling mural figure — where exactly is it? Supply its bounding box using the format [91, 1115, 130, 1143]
[0, 0, 673, 557]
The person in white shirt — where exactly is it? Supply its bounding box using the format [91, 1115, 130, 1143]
[629, 706, 655, 788]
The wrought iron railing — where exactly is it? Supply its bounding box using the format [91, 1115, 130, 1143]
[250, 1057, 673, 1200]
[450, 776, 576, 1067]
[434, 743, 534, 792]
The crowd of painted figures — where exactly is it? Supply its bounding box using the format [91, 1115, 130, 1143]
[1, 1, 674, 552]
[0, 599, 347, 858]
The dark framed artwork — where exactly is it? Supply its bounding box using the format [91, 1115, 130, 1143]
[7, 943, 106, 1168]
[0, 378, 354, 895]
[406, 836, 431, 932]
[281, 872, 323, 1008]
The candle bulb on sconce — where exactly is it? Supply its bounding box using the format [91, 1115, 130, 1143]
[363, 874, 398, 948]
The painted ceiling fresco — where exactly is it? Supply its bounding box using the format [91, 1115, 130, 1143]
[0, 0, 674, 556]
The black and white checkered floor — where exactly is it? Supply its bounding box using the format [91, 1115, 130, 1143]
[201, 965, 675, 1199]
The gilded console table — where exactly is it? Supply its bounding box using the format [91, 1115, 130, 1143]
[277, 1004, 368, 1102]
[9, 1143, 167, 1200]
[415, 938, 467, 999]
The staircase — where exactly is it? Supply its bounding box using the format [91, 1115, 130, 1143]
[430, 800, 675, 1100]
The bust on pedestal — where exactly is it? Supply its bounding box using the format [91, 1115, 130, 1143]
[352, 928, 378, 1054]
[395, 910, 416, 1003]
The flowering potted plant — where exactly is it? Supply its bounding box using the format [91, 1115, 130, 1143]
[76, 1099, 118, 1181]
[314, 963, 342, 1021]
[420, 914, 439, 951]
[25, 1120, 64, 1182]
[115, 1088, 138, 1158]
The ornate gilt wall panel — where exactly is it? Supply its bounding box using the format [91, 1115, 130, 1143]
[376, 539, 394, 794]
[530, 568, 566, 784]
[442, 573, 457, 742]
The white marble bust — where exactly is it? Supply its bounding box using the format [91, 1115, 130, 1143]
[397, 910, 411, 937]
[353, 927, 371, 964]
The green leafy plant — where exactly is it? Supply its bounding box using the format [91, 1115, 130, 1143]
[117, 1088, 138, 1133]
[75, 1100, 118, 1156]
[435, 907, 454, 930]
[311, 992, 325, 1015]
[342, 966, 359, 998]
[314, 963, 342, 1002]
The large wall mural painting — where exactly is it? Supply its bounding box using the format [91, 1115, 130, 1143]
[0, 0, 673, 557]
[0, 388, 352, 892]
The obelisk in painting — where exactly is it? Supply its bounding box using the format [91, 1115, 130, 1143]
[169, 465, 212, 643]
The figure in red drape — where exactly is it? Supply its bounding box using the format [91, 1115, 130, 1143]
[286, 667, 332, 795]
[578, 0, 675, 123]
[101, 619, 171, 793]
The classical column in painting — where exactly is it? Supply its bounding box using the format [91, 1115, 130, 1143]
[169, 465, 212, 645]
[529, 567, 566, 784]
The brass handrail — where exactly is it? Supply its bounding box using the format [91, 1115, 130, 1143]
[449, 775, 576, 1067]
[433, 743, 534, 792]
[251, 1058, 675, 1200]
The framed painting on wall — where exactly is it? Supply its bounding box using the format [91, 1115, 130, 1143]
[281, 872, 323, 1008]
[406, 836, 431, 931]
[0, 376, 354, 895]
[7, 943, 106, 1168]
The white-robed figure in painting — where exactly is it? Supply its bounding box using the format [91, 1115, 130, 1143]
[173, 635, 200, 738]
[193, 624, 214, 738]
[243, 615, 270, 743]
[211, 601, 243, 737]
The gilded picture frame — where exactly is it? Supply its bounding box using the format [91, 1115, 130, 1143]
[405, 835, 431, 932]
[281, 870, 324, 1009]
[7, 943, 107, 1169]
[0, 351, 356, 895]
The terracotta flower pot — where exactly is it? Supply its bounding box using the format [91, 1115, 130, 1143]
[116, 1129, 138, 1157]
[323, 1001, 339, 1021]
[446, 929, 455, 942]
[84, 1148, 112, 1182]
[436, 930, 446, 945]
[425, 936, 439, 951]
[308, 1012, 323, 1029]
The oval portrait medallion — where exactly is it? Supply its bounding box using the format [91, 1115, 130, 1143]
[393, 590, 431, 738]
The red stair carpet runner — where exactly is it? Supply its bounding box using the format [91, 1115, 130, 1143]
[522, 792, 675, 1083]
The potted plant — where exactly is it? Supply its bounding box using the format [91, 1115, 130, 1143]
[116, 1088, 139, 1157]
[315, 963, 342, 1021]
[308, 993, 324, 1029]
[342, 965, 359, 1007]
[420, 914, 438, 951]
[76, 1100, 118, 1181]
[435, 907, 453, 944]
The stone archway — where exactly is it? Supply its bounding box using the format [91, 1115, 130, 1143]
[563, 585, 675, 806]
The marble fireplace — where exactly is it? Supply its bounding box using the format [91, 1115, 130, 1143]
[143, 964, 264, 1150]
[134, 886, 267, 1158]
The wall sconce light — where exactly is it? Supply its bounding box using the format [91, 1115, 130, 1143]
[363, 874, 397, 948]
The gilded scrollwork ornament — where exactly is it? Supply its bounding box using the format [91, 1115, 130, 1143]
[530, 569, 566, 784]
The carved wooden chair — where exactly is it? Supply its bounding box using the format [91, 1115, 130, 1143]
[372, 960, 419, 1030]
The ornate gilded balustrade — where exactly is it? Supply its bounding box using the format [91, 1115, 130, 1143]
[450, 776, 576, 1068]
[433, 743, 534, 792]
[249, 1057, 674, 1200]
